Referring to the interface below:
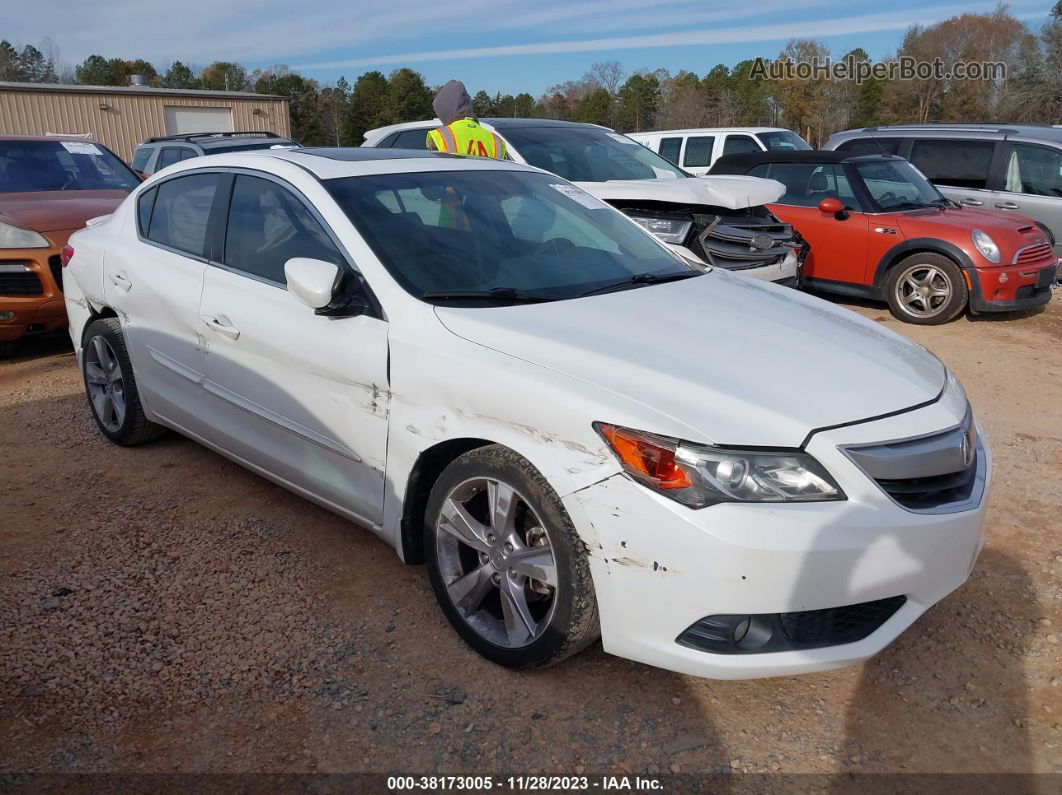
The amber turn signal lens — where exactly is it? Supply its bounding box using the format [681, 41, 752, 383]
[597, 424, 693, 490]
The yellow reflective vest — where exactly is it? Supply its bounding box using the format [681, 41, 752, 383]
[426, 118, 507, 159]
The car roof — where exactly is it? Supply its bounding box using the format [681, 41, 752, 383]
[160, 146, 544, 180]
[710, 150, 901, 173]
[629, 127, 790, 136]
[834, 123, 1062, 143]
[0, 134, 107, 143]
[364, 117, 607, 139]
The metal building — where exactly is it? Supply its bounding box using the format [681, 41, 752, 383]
[0, 80, 291, 162]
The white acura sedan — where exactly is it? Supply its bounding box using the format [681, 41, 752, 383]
[62, 148, 989, 679]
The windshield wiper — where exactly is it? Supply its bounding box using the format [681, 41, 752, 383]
[577, 270, 702, 297]
[421, 287, 555, 303]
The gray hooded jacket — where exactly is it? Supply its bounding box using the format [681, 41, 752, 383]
[433, 80, 475, 126]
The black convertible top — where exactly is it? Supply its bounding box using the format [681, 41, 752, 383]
[710, 150, 903, 175]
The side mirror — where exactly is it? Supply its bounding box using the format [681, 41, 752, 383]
[818, 197, 848, 220]
[285, 257, 339, 309]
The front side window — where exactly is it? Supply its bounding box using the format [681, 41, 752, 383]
[224, 175, 342, 284]
[722, 135, 761, 157]
[756, 130, 812, 151]
[909, 139, 994, 189]
[749, 163, 856, 208]
[146, 173, 219, 257]
[326, 169, 694, 301]
[0, 140, 139, 193]
[658, 137, 682, 165]
[853, 160, 946, 211]
[1004, 144, 1062, 197]
[502, 127, 686, 182]
[683, 136, 715, 168]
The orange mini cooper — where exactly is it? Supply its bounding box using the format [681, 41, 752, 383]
[0, 135, 139, 356]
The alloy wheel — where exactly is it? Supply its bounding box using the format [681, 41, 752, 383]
[895, 263, 952, 318]
[85, 335, 126, 433]
[434, 477, 559, 648]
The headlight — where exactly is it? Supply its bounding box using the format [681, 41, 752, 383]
[595, 423, 845, 508]
[971, 228, 1000, 264]
[628, 215, 692, 244]
[0, 221, 49, 249]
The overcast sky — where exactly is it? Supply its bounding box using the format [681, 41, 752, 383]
[7, 0, 1055, 94]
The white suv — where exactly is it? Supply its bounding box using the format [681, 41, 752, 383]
[63, 147, 989, 679]
[628, 127, 812, 175]
[364, 119, 802, 285]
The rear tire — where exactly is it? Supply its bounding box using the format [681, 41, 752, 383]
[885, 253, 968, 325]
[424, 445, 599, 669]
[81, 318, 166, 446]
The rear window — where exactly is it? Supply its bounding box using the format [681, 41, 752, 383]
[909, 139, 995, 189]
[0, 140, 140, 193]
[682, 136, 715, 168]
[391, 129, 430, 150]
[835, 137, 901, 156]
[145, 173, 219, 258]
[658, 137, 682, 165]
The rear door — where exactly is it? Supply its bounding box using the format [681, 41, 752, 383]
[197, 171, 390, 525]
[751, 161, 870, 284]
[657, 136, 683, 166]
[995, 140, 1062, 256]
[105, 171, 222, 431]
[681, 135, 715, 176]
[907, 137, 1000, 211]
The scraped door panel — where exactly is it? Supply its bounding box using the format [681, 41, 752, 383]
[198, 267, 390, 525]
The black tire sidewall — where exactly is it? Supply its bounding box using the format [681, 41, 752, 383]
[885, 253, 968, 325]
[82, 319, 141, 444]
[424, 447, 587, 669]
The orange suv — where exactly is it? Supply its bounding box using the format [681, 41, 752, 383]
[0, 136, 139, 356]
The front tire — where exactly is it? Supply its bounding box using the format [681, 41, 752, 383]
[885, 253, 968, 325]
[81, 318, 166, 446]
[424, 445, 599, 668]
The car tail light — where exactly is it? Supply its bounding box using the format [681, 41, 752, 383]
[60, 244, 74, 267]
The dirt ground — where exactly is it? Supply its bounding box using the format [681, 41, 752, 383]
[1, 295, 1060, 778]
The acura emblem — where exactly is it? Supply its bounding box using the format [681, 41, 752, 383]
[750, 234, 774, 251]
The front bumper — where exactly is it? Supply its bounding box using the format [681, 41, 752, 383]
[669, 244, 799, 284]
[564, 394, 989, 680]
[970, 261, 1054, 313]
[0, 239, 68, 342]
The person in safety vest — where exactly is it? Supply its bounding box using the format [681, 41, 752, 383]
[426, 80, 507, 159]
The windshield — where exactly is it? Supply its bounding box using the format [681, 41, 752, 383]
[0, 140, 140, 193]
[756, 130, 811, 152]
[326, 169, 696, 303]
[502, 126, 687, 182]
[853, 159, 947, 211]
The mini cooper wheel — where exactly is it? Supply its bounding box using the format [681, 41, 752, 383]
[424, 445, 599, 668]
[885, 253, 968, 325]
[82, 318, 165, 446]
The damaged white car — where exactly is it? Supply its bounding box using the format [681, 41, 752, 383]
[64, 148, 988, 679]
[363, 119, 803, 284]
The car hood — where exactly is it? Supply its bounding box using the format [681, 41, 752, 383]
[896, 206, 1044, 240]
[0, 190, 128, 232]
[435, 272, 945, 448]
[574, 175, 785, 210]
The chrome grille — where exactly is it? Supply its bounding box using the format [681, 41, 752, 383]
[1012, 241, 1053, 266]
[841, 408, 986, 514]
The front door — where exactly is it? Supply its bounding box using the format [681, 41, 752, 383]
[751, 162, 870, 285]
[197, 173, 390, 526]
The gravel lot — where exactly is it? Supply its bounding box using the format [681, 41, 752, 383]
[2, 296, 1060, 776]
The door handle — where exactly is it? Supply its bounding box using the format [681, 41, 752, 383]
[201, 315, 240, 340]
[960, 198, 983, 206]
[995, 201, 1020, 210]
[108, 271, 132, 292]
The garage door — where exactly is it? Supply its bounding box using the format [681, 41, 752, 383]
[163, 106, 234, 135]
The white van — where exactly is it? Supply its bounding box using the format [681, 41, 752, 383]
[628, 128, 811, 176]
